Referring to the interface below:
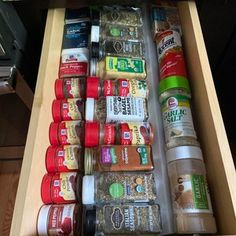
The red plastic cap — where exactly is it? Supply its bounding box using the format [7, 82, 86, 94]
[52, 100, 62, 122]
[45, 146, 57, 173]
[49, 122, 59, 146]
[85, 122, 99, 147]
[55, 79, 64, 99]
[41, 174, 53, 204]
[86, 77, 99, 99]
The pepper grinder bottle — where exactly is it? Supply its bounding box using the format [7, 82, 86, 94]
[84, 145, 154, 174]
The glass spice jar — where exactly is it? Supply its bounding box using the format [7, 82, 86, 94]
[85, 203, 161, 235]
[37, 204, 81, 236]
[166, 146, 217, 234]
[85, 96, 148, 122]
[84, 145, 154, 175]
[84, 121, 154, 147]
[45, 145, 83, 173]
[159, 76, 199, 149]
[49, 121, 84, 146]
[82, 172, 157, 205]
[52, 99, 84, 122]
[86, 76, 148, 99]
[54, 78, 86, 99]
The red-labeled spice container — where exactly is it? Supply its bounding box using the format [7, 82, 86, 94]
[46, 145, 83, 173]
[52, 99, 84, 122]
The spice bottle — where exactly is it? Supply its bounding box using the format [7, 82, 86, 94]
[37, 204, 81, 236]
[86, 76, 148, 99]
[52, 99, 84, 122]
[45, 145, 83, 173]
[85, 97, 148, 122]
[55, 78, 86, 99]
[159, 76, 199, 149]
[84, 145, 154, 175]
[85, 121, 154, 147]
[166, 146, 217, 234]
[85, 203, 161, 235]
[49, 121, 84, 146]
[82, 172, 157, 204]
[41, 172, 81, 204]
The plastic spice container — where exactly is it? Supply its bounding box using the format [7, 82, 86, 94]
[37, 204, 81, 236]
[41, 172, 81, 204]
[85, 97, 148, 122]
[85, 203, 161, 235]
[86, 76, 148, 99]
[45, 145, 83, 173]
[84, 145, 154, 174]
[85, 121, 153, 147]
[52, 99, 84, 122]
[166, 146, 217, 234]
[159, 76, 199, 149]
[49, 121, 84, 146]
[82, 172, 157, 204]
[55, 78, 86, 99]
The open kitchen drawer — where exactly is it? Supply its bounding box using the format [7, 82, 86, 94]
[10, 1, 236, 235]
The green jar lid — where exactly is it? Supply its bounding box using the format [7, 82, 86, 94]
[158, 76, 190, 95]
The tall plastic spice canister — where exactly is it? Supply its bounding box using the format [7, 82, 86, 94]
[159, 76, 199, 149]
[166, 146, 217, 234]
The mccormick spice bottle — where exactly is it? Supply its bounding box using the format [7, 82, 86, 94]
[84, 121, 154, 147]
[52, 99, 84, 122]
[45, 145, 83, 173]
[166, 146, 217, 234]
[82, 172, 157, 204]
[85, 97, 148, 122]
[86, 76, 148, 99]
[37, 204, 81, 236]
[84, 145, 154, 175]
[85, 203, 161, 235]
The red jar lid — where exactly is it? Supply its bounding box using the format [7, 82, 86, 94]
[86, 76, 99, 99]
[52, 100, 62, 122]
[55, 79, 64, 99]
[49, 122, 59, 146]
[85, 122, 99, 147]
[41, 174, 53, 204]
[45, 146, 57, 173]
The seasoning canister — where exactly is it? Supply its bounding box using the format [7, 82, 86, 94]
[166, 146, 217, 234]
[159, 76, 199, 149]
[45, 145, 83, 173]
[37, 204, 81, 236]
[156, 30, 187, 81]
[55, 78, 86, 99]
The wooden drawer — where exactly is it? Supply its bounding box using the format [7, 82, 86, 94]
[10, 1, 236, 235]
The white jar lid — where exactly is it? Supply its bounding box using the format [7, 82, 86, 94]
[91, 25, 100, 43]
[82, 175, 95, 205]
[166, 146, 203, 163]
[37, 205, 50, 236]
[86, 98, 95, 121]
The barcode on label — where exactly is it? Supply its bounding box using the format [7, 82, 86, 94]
[58, 151, 64, 156]
[123, 131, 131, 139]
[54, 180, 60, 187]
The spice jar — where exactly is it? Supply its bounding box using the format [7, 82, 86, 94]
[41, 172, 81, 204]
[85, 203, 161, 235]
[49, 121, 84, 146]
[84, 145, 154, 175]
[166, 146, 217, 234]
[45, 145, 83, 173]
[55, 78, 86, 99]
[82, 172, 157, 204]
[85, 121, 153, 147]
[85, 96, 148, 122]
[159, 76, 199, 149]
[37, 204, 81, 236]
[52, 99, 84, 122]
[86, 76, 148, 99]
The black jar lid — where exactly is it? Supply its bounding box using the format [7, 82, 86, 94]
[85, 209, 96, 235]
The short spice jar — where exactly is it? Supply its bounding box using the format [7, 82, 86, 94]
[86, 76, 148, 99]
[45, 145, 83, 173]
[84, 145, 154, 175]
[159, 76, 199, 149]
[37, 204, 81, 236]
[166, 146, 217, 234]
